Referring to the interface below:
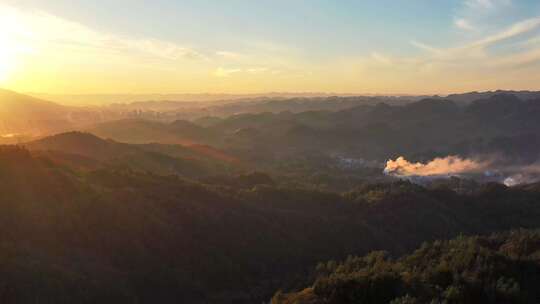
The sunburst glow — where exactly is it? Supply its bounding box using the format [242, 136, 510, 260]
[0, 5, 29, 84]
[0, 39, 17, 83]
[0, 1, 540, 95]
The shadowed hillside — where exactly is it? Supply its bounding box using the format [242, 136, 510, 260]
[87, 118, 220, 144]
[1, 148, 540, 303]
[25, 132, 236, 178]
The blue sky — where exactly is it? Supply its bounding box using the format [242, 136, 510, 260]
[1, 0, 540, 94]
[6, 1, 536, 51]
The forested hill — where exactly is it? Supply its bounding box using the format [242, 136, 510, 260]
[272, 229, 540, 304]
[1, 146, 540, 303]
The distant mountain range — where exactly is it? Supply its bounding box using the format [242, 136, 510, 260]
[27, 90, 540, 108]
[27, 92, 358, 106]
[18, 91, 531, 163]
[445, 90, 540, 105]
[4, 88, 540, 164]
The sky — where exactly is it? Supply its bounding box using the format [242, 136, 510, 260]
[0, 0, 540, 95]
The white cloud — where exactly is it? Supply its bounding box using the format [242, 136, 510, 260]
[213, 66, 272, 77]
[454, 18, 475, 31]
[216, 51, 241, 59]
[465, 0, 511, 9]
[454, 0, 513, 34]
[368, 14, 540, 85]
[523, 36, 540, 47]
[0, 4, 205, 63]
[410, 41, 441, 54]
[213, 67, 242, 77]
[246, 67, 268, 74]
[465, 0, 494, 9]
[493, 47, 540, 68]
[412, 16, 540, 58]
[370, 52, 392, 65]
[469, 17, 540, 48]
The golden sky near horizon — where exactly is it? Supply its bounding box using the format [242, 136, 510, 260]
[1, 1, 540, 97]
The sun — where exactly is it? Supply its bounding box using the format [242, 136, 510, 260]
[0, 5, 27, 84]
[0, 40, 16, 83]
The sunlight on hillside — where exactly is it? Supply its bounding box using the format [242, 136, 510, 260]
[1, 1, 540, 302]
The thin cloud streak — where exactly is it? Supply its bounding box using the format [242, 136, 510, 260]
[2, 7, 207, 62]
[408, 16, 540, 67]
[470, 17, 540, 49]
[454, 18, 475, 31]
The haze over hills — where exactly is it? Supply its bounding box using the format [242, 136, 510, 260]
[0, 89, 73, 138]
[3, 87, 540, 303]
[5, 87, 540, 135]
[0, 89, 142, 140]
[86, 119, 218, 145]
[6, 86, 540, 184]
[82, 93, 540, 173]
[28, 92, 359, 106]
[28, 90, 540, 107]
[5, 1, 540, 302]
[445, 90, 540, 105]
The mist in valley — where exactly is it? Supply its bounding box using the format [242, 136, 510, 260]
[3, 1, 540, 303]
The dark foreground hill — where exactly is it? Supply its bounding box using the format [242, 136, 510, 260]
[272, 229, 540, 304]
[1, 147, 540, 303]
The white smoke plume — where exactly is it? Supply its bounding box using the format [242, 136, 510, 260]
[385, 156, 540, 187]
[504, 174, 528, 187]
[384, 156, 488, 177]
[503, 164, 540, 186]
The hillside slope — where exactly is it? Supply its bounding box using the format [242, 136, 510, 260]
[273, 229, 540, 304]
[25, 132, 233, 178]
[1, 149, 540, 303]
[0, 89, 73, 137]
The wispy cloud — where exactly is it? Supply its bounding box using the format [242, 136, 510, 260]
[493, 47, 540, 68]
[455, 0, 512, 33]
[370, 52, 392, 65]
[454, 18, 475, 31]
[213, 67, 242, 77]
[0, 4, 206, 64]
[464, 0, 512, 10]
[213, 66, 273, 77]
[410, 16, 540, 63]
[465, 0, 495, 9]
[2, 1, 539, 95]
[354, 14, 540, 93]
[410, 41, 441, 54]
[246, 67, 269, 74]
[523, 36, 540, 47]
[470, 17, 540, 48]
[380, 0, 535, 74]
[215, 51, 242, 59]
[104, 38, 207, 61]
[464, 0, 512, 9]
